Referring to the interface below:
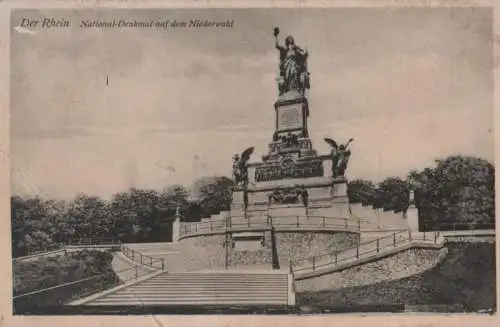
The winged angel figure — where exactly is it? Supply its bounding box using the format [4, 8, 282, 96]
[232, 147, 255, 185]
[324, 138, 353, 178]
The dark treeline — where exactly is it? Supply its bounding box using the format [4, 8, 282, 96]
[11, 155, 494, 257]
[347, 155, 495, 230]
[11, 176, 234, 257]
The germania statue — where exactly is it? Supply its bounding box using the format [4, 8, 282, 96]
[274, 27, 310, 96]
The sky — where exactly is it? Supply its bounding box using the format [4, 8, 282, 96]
[10, 8, 494, 200]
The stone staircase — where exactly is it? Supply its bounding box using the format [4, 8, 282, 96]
[80, 271, 293, 305]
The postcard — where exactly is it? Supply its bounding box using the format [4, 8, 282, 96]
[1, 1, 498, 326]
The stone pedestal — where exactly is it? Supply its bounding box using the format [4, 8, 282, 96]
[229, 78, 354, 225]
[332, 179, 347, 199]
[230, 177, 351, 224]
[322, 158, 333, 178]
[406, 191, 419, 232]
[406, 205, 419, 232]
[230, 190, 246, 219]
[230, 206, 245, 220]
[274, 90, 309, 137]
[231, 190, 245, 204]
[172, 215, 180, 243]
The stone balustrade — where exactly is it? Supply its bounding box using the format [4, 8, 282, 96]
[179, 215, 361, 240]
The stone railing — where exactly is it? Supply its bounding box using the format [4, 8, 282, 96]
[13, 238, 122, 262]
[179, 215, 361, 239]
[66, 237, 121, 246]
[13, 244, 66, 262]
[291, 230, 443, 277]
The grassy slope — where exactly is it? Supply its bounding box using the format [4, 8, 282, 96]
[297, 242, 496, 312]
[13, 250, 117, 295]
[13, 250, 120, 309]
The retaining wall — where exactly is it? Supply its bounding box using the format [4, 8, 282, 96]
[178, 234, 227, 270]
[442, 230, 495, 243]
[273, 232, 359, 268]
[295, 246, 448, 292]
[179, 230, 360, 270]
[349, 203, 408, 230]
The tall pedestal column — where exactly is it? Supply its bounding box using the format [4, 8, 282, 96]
[406, 191, 419, 232]
[230, 190, 246, 220]
[331, 178, 350, 219]
[172, 214, 180, 243]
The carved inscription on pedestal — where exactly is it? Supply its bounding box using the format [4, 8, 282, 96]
[255, 160, 323, 182]
[277, 103, 303, 131]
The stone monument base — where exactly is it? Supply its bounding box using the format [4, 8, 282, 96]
[229, 177, 351, 224]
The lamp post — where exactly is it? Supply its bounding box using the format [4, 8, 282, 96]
[224, 220, 230, 270]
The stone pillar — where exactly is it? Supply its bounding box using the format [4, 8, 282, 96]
[322, 157, 333, 178]
[406, 190, 419, 232]
[332, 178, 348, 198]
[230, 190, 246, 220]
[330, 178, 350, 218]
[172, 209, 181, 243]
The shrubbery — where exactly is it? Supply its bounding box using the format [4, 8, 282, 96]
[14, 250, 115, 295]
[13, 250, 120, 309]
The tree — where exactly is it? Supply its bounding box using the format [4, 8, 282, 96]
[109, 192, 138, 241]
[11, 196, 55, 256]
[66, 194, 110, 240]
[193, 176, 235, 218]
[158, 185, 190, 213]
[347, 179, 376, 205]
[152, 185, 191, 241]
[417, 155, 495, 230]
[124, 188, 161, 241]
[377, 177, 410, 213]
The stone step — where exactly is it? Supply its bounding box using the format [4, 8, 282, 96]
[132, 274, 288, 281]
[125, 281, 287, 286]
[94, 295, 288, 301]
[108, 290, 288, 295]
[88, 298, 286, 306]
[97, 297, 289, 303]
[117, 284, 288, 290]
[130, 279, 285, 284]
[143, 278, 286, 283]
[83, 271, 290, 305]
[135, 282, 287, 287]
[93, 292, 289, 299]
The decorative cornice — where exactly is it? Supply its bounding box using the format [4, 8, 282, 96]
[245, 179, 346, 193]
[274, 127, 305, 135]
[274, 96, 308, 108]
[248, 155, 328, 168]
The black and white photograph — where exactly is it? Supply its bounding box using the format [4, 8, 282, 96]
[6, 4, 496, 316]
